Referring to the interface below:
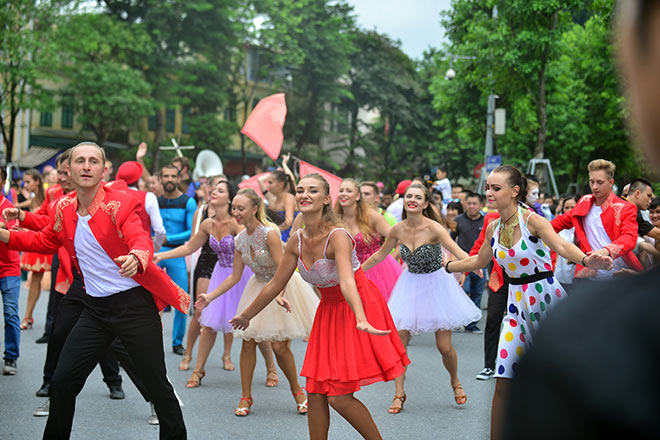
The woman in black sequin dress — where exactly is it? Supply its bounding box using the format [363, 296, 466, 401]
[363, 184, 481, 413]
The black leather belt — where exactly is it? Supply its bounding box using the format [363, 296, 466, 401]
[502, 270, 553, 286]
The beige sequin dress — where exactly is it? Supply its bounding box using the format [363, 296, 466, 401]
[233, 223, 319, 342]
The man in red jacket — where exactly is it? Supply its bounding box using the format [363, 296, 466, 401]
[551, 159, 643, 279]
[0, 166, 21, 376]
[0, 142, 188, 439]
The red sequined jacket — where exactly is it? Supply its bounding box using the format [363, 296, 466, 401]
[8, 185, 189, 312]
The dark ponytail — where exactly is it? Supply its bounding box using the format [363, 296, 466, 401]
[271, 170, 295, 195]
[493, 165, 527, 203]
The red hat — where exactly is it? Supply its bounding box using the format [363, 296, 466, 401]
[395, 180, 412, 195]
[116, 161, 143, 186]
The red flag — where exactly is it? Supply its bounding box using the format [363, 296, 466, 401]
[238, 172, 269, 198]
[241, 93, 287, 160]
[298, 160, 342, 205]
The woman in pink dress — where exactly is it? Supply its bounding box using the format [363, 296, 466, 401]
[335, 178, 401, 301]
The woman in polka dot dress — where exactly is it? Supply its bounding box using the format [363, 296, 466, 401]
[444, 165, 612, 440]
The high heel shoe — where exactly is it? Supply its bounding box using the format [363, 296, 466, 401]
[453, 383, 467, 405]
[265, 368, 278, 387]
[20, 318, 33, 330]
[293, 389, 308, 415]
[185, 370, 205, 388]
[221, 355, 235, 371]
[388, 394, 406, 414]
[235, 397, 253, 416]
[178, 355, 192, 371]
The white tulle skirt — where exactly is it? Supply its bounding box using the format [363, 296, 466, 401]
[233, 272, 319, 342]
[387, 267, 482, 334]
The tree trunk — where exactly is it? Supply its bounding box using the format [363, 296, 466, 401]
[152, 109, 164, 174]
[295, 87, 319, 154]
[342, 104, 360, 175]
[533, 10, 559, 159]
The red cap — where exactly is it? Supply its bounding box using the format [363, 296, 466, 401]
[116, 161, 143, 186]
[395, 179, 412, 195]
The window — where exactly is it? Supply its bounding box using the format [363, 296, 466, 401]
[40, 111, 52, 127]
[166, 108, 175, 132]
[182, 108, 190, 134]
[148, 114, 156, 131]
[61, 105, 74, 129]
[247, 47, 259, 82]
[224, 108, 236, 122]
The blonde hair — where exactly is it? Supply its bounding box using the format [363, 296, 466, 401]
[299, 173, 341, 230]
[587, 159, 616, 179]
[235, 188, 280, 235]
[335, 178, 375, 244]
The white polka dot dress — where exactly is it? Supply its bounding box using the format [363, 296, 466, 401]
[491, 207, 568, 379]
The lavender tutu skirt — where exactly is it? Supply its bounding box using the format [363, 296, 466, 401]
[199, 264, 253, 333]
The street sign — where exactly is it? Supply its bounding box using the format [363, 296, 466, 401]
[486, 155, 501, 172]
[494, 109, 506, 135]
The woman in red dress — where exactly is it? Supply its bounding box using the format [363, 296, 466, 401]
[231, 173, 409, 439]
[19, 169, 52, 329]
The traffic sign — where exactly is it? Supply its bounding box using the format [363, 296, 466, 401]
[486, 155, 501, 172]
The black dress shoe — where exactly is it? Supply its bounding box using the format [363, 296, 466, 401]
[36, 383, 50, 397]
[108, 384, 125, 400]
[172, 345, 185, 356]
[35, 334, 49, 344]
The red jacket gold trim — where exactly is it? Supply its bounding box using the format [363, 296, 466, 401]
[551, 191, 643, 277]
[8, 185, 189, 312]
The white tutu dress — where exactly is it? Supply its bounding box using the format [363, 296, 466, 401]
[387, 243, 482, 334]
[233, 223, 319, 342]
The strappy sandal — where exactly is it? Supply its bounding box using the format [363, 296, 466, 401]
[185, 370, 205, 388]
[222, 355, 235, 371]
[265, 368, 278, 387]
[235, 397, 253, 416]
[453, 383, 467, 405]
[178, 354, 192, 371]
[293, 389, 308, 415]
[388, 394, 407, 414]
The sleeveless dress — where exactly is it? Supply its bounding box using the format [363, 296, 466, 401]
[233, 223, 319, 342]
[387, 243, 482, 334]
[354, 232, 402, 302]
[297, 228, 410, 396]
[198, 235, 253, 333]
[491, 206, 568, 379]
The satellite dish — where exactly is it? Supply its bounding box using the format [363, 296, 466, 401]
[192, 150, 223, 181]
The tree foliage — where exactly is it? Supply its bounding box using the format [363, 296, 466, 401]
[0, 0, 68, 162]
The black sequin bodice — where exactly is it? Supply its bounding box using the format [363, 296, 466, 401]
[400, 243, 444, 274]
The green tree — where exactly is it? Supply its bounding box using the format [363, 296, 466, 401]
[0, 0, 67, 162]
[260, 0, 356, 157]
[342, 30, 423, 179]
[103, 0, 238, 171]
[57, 13, 153, 147]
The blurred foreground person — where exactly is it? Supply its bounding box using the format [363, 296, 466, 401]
[503, 2, 660, 439]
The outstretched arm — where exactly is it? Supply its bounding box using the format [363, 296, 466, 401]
[362, 225, 399, 271]
[435, 222, 469, 260]
[196, 249, 246, 308]
[332, 231, 390, 335]
[528, 213, 612, 270]
[154, 218, 211, 263]
[445, 223, 496, 273]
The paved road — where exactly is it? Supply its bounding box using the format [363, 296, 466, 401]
[1, 283, 495, 439]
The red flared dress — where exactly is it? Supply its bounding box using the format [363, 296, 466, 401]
[296, 228, 410, 396]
